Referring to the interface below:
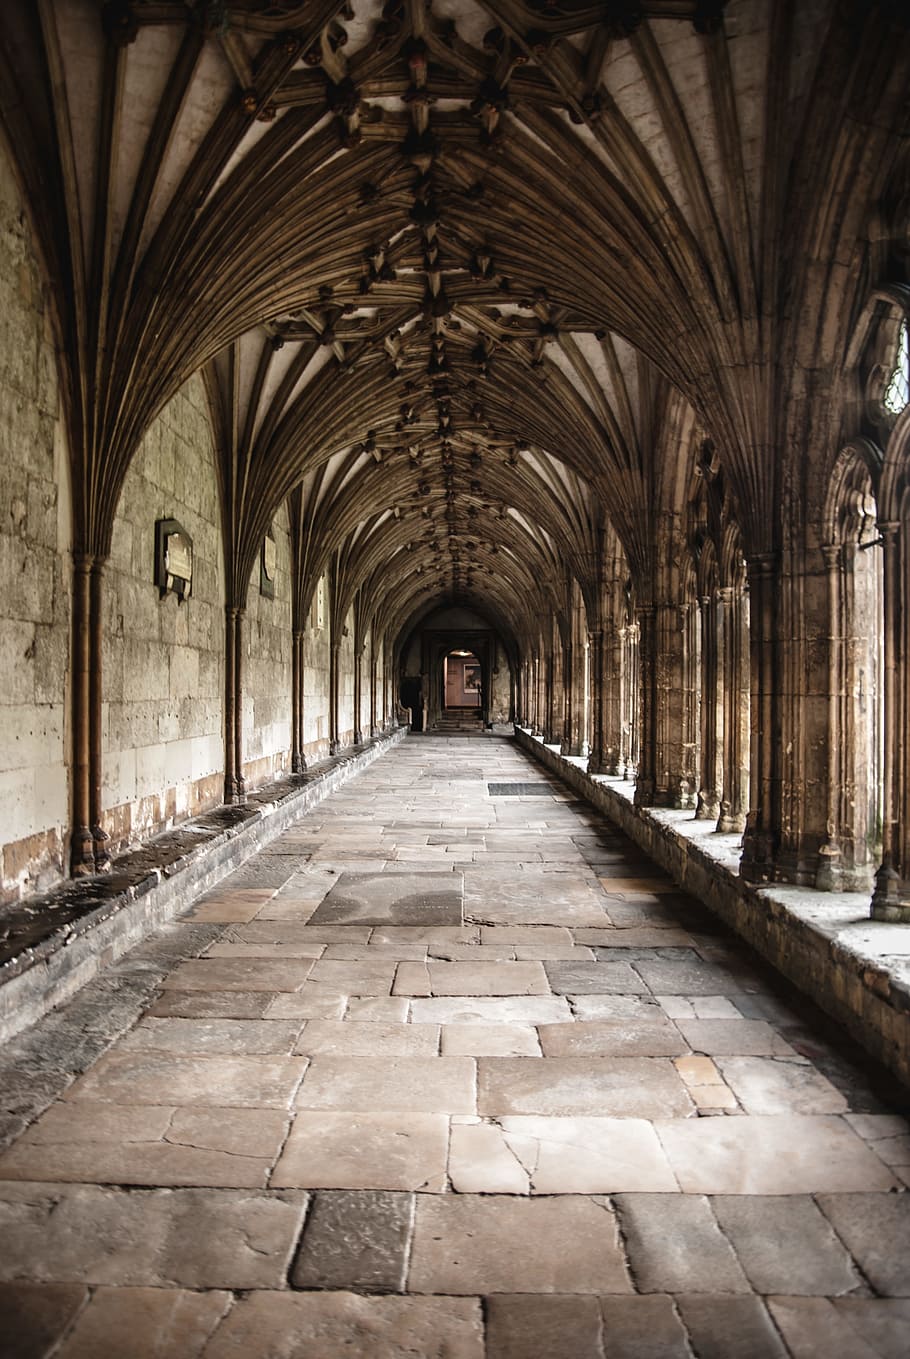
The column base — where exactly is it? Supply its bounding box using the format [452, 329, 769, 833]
[92, 826, 111, 873]
[71, 827, 96, 877]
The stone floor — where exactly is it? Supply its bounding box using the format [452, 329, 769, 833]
[2, 735, 910, 1358]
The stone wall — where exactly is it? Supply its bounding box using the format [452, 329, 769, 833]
[0, 139, 70, 902]
[243, 500, 292, 788]
[338, 607, 355, 745]
[303, 575, 331, 762]
[103, 375, 224, 852]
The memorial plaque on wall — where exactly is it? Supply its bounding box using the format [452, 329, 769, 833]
[154, 518, 193, 603]
[261, 531, 276, 599]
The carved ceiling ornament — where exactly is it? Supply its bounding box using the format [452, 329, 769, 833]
[0, 0, 906, 636]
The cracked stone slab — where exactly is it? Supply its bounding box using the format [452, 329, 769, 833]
[477, 1057, 694, 1118]
[715, 1055, 849, 1115]
[0, 1282, 88, 1359]
[50, 1286, 231, 1359]
[63, 1051, 307, 1109]
[675, 1296, 788, 1358]
[0, 1102, 289, 1188]
[0, 1182, 308, 1288]
[767, 1298, 884, 1359]
[202, 1291, 484, 1359]
[599, 1296, 691, 1358]
[307, 873, 464, 926]
[655, 1116, 899, 1194]
[449, 1116, 678, 1193]
[147, 990, 281, 1020]
[291, 1190, 413, 1291]
[710, 1195, 861, 1295]
[830, 1299, 910, 1359]
[614, 1194, 750, 1294]
[271, 1111, 448, 1192]
[440, 1023, 541, 1056]
[815, 1194, 910, 1295]
[409, 1193, 632, 1295]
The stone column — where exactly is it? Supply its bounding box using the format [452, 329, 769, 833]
[291, 630, 306, 773]
[696, 592, 722, 821]
[70, 554, 95, 875]
[816, 545, 844, 888]
[223, 605, 247, 803]
[717, 585, 749, 834]
[634, 606, 657, 805]
[329, 641, 341, 755]
[872, 523, 909, 919]
[741, 554, 779, 880]
[587, 628, 606, 773]
[369, 647, 379, 738]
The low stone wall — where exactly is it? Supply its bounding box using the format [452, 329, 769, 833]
[0, 727, 406, 1043]
[517, 728, 910, 1088]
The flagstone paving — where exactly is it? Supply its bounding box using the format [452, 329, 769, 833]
[1, 734, 909, 1357]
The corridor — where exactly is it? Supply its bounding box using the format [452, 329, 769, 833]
[2, 735, 909, 1358]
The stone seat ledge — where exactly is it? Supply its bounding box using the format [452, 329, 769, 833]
[516, 727, 910, 1088]
[0, 727, 406, 1044]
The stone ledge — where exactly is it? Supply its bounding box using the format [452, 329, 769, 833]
[0, 727, 407, 1044]
[516, 728, 910, 1088]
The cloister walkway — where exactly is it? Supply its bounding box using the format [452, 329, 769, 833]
[2, 735, 909, 1358]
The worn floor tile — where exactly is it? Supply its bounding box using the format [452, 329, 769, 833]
[440, 1024, 541, 1056]
[409, 1194, 631, 1294]
[676, 1296, 788, 1358]
[271, 1111, 448, 1191]
[815, 1194, 910, 1295]
[291, 1190, 413, 1291]
[716, 1056, 849, 1114]
[711, 1195, 861, 1294]
[449, 1116, 678, 1193]
[64, 1051, 307, 1109]
[0, 1183, 307, 1287]
[0, 1282, 87, 1359]
[293, 1020, 439, 1057]
[118, 1017, 302, 1055]
[410, 996, 573, 1025]
[538, 1018, 687, 1057]
[616, 1194, 750, 1293]
[599, 1295, 690, 1358]
[830, 1299, 910, 1359]
[478, 1057, 693, 1118]
[0, 1102, 289, 1188]
[767, 1297, 883, 1359]
[296, 1056, 475, 1114]
[52, 1287, 231, 1359]
[655, 1117, 899, 1193]
[202, 1291, 484, 1359]
[485, 1294, 604, 1359]
[395, 960, 549, 996]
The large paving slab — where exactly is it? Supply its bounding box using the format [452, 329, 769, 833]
[2, 733, 908, 1357]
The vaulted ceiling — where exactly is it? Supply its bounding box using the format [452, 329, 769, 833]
[1, 0, 907, 645]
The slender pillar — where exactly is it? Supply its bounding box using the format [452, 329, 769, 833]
[872, 523, 906, 917]
[741, 554, 779, 880]
[353, 644, 363, 745]
[89, 558, 111, 869]
[70, 554, 95, 875]
[370, 648, 379, 737]
[587, 628, 606, 773]
[291, 630, 306, 773]
[696, 592, 722, 820]
[329, 641, 341, 754]
[816, 546, 843, 887]
[634, 606, 657, 805]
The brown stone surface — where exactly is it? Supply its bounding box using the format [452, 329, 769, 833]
[0, 1282, 87, 1359]
[202, 1291, 484, 1359]
[296, 1056, 475, 1114]
[2, 735, 908, 1356]
[408, 1194, 631, 1294]
[53, 1286, 231, 1358]
[271, 1111, 448, 1191]
[0, 1183, 307, 1287]
[485, 1294, 604, 1359]
[478, 1057, 693, 1118]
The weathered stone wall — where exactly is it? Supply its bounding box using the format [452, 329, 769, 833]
[243, 500, 291, 788]
[303, 575, 331, 762]
[338, 606, 356, 745]
[0, 139, 70, 902]
[490, 640, 512, 723]
[103, 375, 224, 852]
